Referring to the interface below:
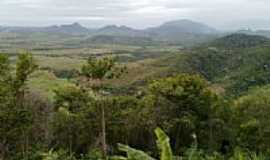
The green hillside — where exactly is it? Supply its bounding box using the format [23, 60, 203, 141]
[2, 32, 270, 159]
[179, 34, 270, 95]
[211, 33, 269, 48]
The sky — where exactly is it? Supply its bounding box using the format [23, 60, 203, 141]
[1, 0, 270, 30]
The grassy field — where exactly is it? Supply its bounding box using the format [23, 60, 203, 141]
[35, 55, 85, 70]
[0, 32, 188, 100]
[26, 51, 184, 99]
[28, 70, 75, 100]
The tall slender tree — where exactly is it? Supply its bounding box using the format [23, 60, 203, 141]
[81, 56, 125, 159]
[0, 52, 37, 159]
[15, 52, 38, 105]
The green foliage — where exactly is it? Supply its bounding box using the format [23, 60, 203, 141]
[233, 86, 270, 151]
[54, 85, 93, 112]
[80, 56, 127, 159]
[41, 149, 76, 160]
[80, 149, 103, 160]
[51, 86, 98, 154]
[15, 52, 38, 91]
[111, 128, 268, 160]
[228, 148, 268, 160]
[212, 34, 268, 49]
[182, 34, 270, 95]
[41, 148, 104, 160]
[155, 128, 173, 160]
[2, 33, 270, 159]
[111, 127, 172, 160]
[113, 144, 155, 160]
[81, 56, 125, 80]
[42, 150, 62, 160]
[146, 74, 227, 153]
[52, 86, 146, 156]
[0, 54, 13, 104]
[0, 52, 38, 159]
[0, 54, 11, 79]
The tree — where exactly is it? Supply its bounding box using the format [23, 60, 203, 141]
[233, 86, 270, 151]
[0, 54, 13, 106]
[52, 86, 98, 154]
[80, 56, 125, 159]
[0, 52, 38, 159]
[0, 54, 13, 159]
[145, 74, 227, 153]
[15, 52, 38, 105]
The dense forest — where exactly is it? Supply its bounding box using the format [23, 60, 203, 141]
[1, 32, 270, 160]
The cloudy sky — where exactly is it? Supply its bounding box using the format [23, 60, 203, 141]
[0, 0, 270, 30]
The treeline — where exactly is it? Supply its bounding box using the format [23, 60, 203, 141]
[0, 53, 269, 160]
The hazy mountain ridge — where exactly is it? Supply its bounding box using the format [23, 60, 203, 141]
[237, 29, 270, 38]
[0, 19, 219, 45]
[2, 19, 270, 46]
[147, 19, 217, 34]
[95, 25, 149, 37]
[0, 23, 89, 35]
[0, 19, 216, 34]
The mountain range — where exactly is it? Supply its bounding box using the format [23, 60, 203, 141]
[0, 20, 217, 34]
[1, 19, 269, 45]
[0, 20, 219, 45]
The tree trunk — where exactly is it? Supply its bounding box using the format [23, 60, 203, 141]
[101, 103, 107, 159]
[0, 141, 7, 160]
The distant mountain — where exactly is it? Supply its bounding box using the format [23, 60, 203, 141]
[95, 25, 149, 37]
[0, 20, 221, 45]
[148, 19, 217, 34]
[237, 29, 270, 38]
[145, 19, 218, 44]
[0, 23, 89, 35]
[52, 23, 89, 34]
[95, 20, 217, 38]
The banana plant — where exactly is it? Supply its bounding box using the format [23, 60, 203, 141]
[155, 128, 173, 160]
[110, 128, 267, 160]
[110, 128, 173, 160]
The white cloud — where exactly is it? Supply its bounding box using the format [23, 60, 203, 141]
[67, 16, 107, 21]
[0, 0, 270, 29]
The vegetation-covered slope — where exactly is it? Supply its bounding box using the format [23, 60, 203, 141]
[211, 33, 269, 48]
[181, 34, 270, 95]
[2, 32, 270, 160]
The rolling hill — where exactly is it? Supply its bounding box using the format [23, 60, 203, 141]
[138, 33, 270, 96]
[211, 33, 269, 48]
[181, 34, 270, 95]
[95, 25, 149, 37]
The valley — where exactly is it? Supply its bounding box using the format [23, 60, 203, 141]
[1, 19, 270, 159]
